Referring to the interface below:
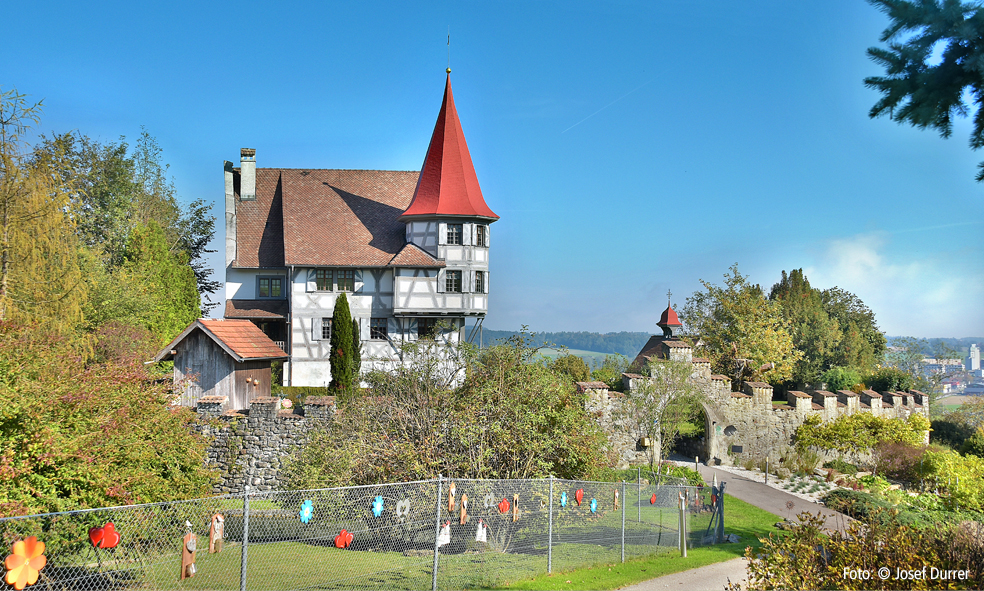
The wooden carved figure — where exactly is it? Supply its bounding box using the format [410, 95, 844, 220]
[180, 532, 197, 580]
[459, 493, 468, 525]
[209, 514, 224, 553]
[512, 493, 519, 522]
[614, 489, 619, 510]
[448, 482, 456, 513]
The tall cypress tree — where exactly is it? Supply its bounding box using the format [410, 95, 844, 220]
[329, 293, 353, 394]
[351, 317, 362, 385]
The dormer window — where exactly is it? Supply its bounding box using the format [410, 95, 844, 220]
[258, 276, 284, 299]
[447, 223, 463, 245]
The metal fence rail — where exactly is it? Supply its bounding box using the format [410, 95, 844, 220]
[0, 477, 724, 591]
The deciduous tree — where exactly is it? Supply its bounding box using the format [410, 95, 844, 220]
[682, 264, 801, 387]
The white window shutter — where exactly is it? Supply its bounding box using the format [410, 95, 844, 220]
[485, 226, 490, 248]
[354, 270, 364, 293]
[437, 269, 445, 293]
[360, 317, 370, 341]
[463, 223, 473, 246]
[485, 271, 489, 294]
[306, 269, 317, 292]
[438, 223, 447, 245]
[311, 318, 319, 341]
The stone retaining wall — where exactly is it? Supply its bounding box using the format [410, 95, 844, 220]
[195, 395, 335, 494]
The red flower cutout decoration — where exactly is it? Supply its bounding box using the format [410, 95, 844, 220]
[574, 489, 584, 506]
[88, 523, 120, 550]
[334, 529, 353, 549]
[497, 498, 510, 514]
[650, 493, 656, 505]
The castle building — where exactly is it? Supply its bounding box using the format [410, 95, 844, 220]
[222, 73, 498, 387]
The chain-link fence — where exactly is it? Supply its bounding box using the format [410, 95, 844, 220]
[0, 477, 725, 590]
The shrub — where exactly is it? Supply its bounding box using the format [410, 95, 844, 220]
[873, 441, 928, 483]
[823, 458, 859, 475]
[795, 412, 930, 462]
[821, 366, 862, 393]
[549, 353, 591, 382]
[746, 511, 984, 590]
[961, 426, 984, 458]
[919, 448, 984, 510]
[863, 367, 915, 393]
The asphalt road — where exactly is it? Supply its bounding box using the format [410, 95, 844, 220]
[620, 464, 853, 591]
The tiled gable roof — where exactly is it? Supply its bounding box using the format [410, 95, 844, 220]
[224, 299, 288, 319]
[233, 168, 421, 268]
[199, 319, 287, 361]
[154, 319, 288, 363]
[388, 243, 445, 267]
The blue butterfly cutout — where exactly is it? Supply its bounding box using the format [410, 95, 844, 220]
[372, 495, 384, 517]
[299, 499, 314, 523]
[560, 492, 567, 507]
[590, 498, 597, 513]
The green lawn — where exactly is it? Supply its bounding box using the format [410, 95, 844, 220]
[41, 493, 776, 591]
[493, 494, 778, 590]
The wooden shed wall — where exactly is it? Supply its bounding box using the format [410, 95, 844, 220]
[230, 362, 272, 410]
[174, 331, 234, 408]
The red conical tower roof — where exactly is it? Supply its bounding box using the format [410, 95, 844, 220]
[401, 73, 499, 221]
[658, 305, 682, 327]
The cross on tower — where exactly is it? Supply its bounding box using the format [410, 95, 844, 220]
[666, 289, 672, 307]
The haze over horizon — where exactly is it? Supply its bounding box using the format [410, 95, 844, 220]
[4, 1, 983, 338]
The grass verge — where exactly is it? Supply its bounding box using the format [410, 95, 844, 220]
[493, 494, 778, 590]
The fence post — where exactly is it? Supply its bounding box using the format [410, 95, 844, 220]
[240, 485, 250, 591]
[620, 481, 626, 563]
[716, 482, 726, 544]
[637, 467, 641, 523]
[678, 490, 687, 558]
[545, 476, 554, 573]
[432, 476, 443, 591]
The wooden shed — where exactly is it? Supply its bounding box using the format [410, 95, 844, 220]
[154, 319, 288, 411]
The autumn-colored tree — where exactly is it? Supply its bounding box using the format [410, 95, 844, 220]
[0, 88, 87, 333]
[682, 264, 801, 388]
[0, 322, 214, 516]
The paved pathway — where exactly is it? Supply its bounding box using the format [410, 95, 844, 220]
[620, 463, 852, 590]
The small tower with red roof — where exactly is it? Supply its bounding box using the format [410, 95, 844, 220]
[399, 70, 498, 324]
[657, 293, 683, 338]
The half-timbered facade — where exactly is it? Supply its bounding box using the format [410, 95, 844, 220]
[223, 73, 498, 387]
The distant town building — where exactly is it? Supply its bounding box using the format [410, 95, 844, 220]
[921, 358, 964, 376]
[966, 383, 984, 395]
[967, 343, 981, 372]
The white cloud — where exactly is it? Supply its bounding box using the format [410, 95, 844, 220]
[804, 234, 984, 338]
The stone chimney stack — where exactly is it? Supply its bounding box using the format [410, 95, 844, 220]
[240, 148, 256, 201]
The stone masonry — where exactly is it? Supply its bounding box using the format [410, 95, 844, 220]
[579, 343, 930, 469]
[195, 395, 335, 494]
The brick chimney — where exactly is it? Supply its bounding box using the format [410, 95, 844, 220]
[240, 148, 256, 201]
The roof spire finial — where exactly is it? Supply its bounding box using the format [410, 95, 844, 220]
[666, 289, 672, 308]
[447, 27, 451, 74]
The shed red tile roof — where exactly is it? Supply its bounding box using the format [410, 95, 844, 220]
[401, 75, 498, 222]
[153, 319, 288, 363]
[225, 299, 288, 319]
[200, 319, 287, 360]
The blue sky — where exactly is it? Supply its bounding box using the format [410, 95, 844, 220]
[5, 1, 983, 338]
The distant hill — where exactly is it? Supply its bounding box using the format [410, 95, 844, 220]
[887, 337, 984, 356]
[478, 329, 652, 358]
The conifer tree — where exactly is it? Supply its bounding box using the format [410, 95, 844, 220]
[865, 0, 984, 180]
[329, 293, 354, 394]
[351, 317, 361, 384]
